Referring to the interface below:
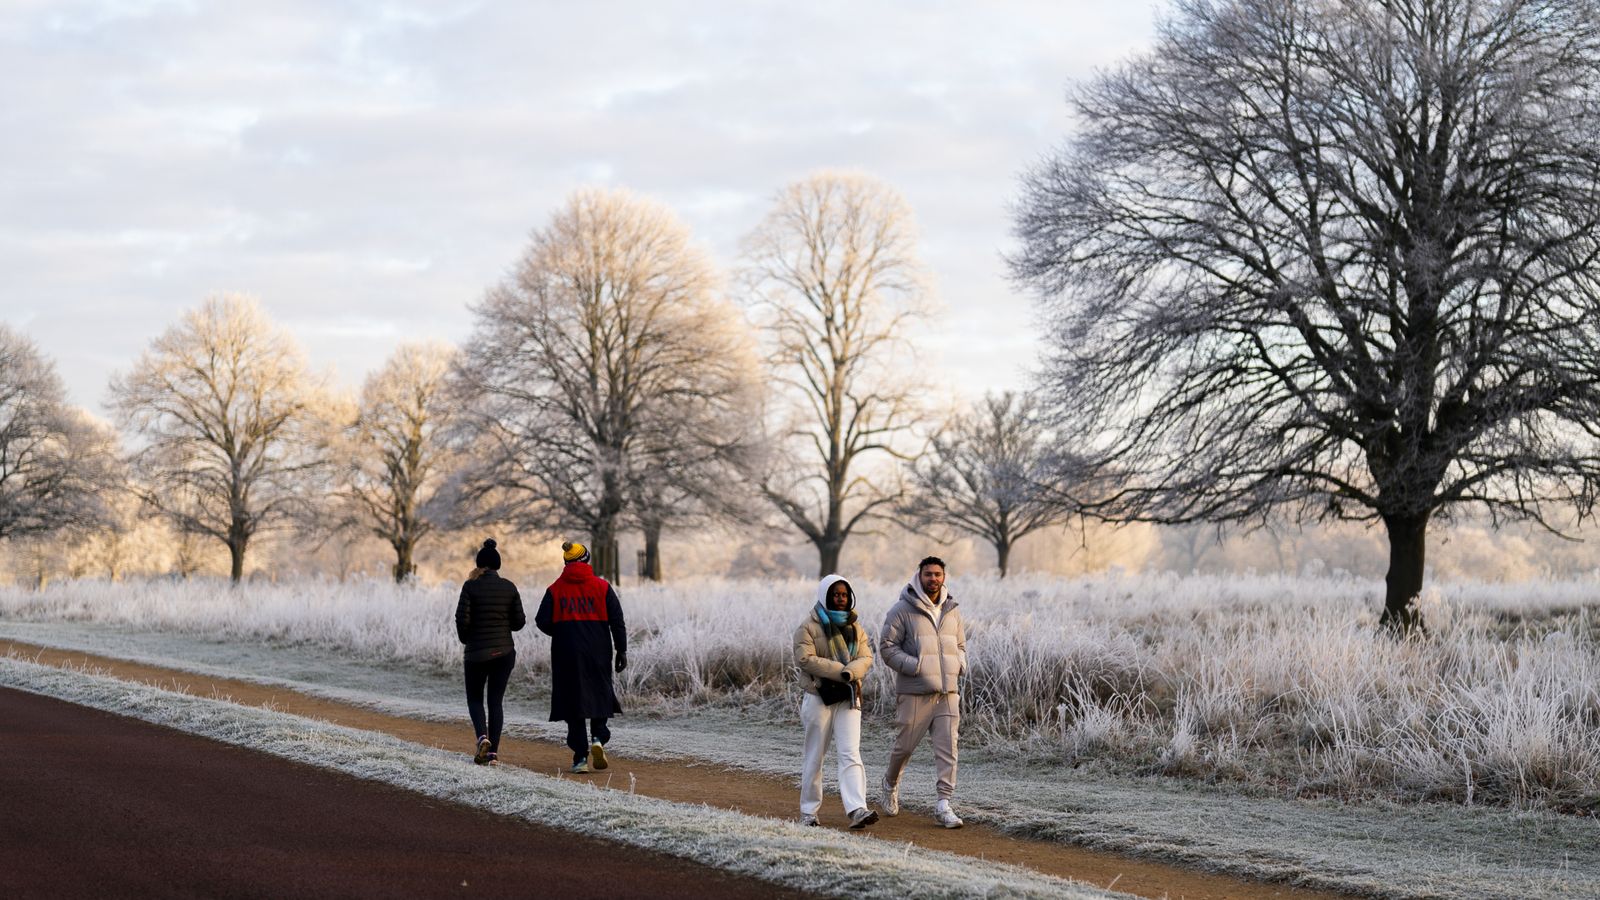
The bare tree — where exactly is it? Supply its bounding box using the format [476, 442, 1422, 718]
[627, 319, 764, 581]
[70, 485, 159, 581]
[109, 295, 335, 583]
[0, 325, 120, 544]
[345, 341, 459, 583]
[741, 172, 930, 577]
[1012, 0, 1600, 629]
[903, 392, 1068, 577]
[171, 528, 208, 579]
[458, 187, 742, 581]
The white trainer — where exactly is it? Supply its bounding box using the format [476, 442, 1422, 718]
[880, 778, 900, 817]
[934, 799, 963, 829]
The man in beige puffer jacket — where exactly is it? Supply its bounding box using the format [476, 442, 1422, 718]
[877, 556, 967, 828]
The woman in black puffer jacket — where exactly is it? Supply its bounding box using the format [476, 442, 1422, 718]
[454, 538, 525, 765]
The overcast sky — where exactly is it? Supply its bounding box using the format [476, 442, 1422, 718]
[1, 0, 1162, 413]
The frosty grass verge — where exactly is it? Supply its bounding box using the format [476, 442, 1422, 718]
[0, 654, 1120, 900]
[5, 621, 1599, 899]
[4, 572, 1597, 812]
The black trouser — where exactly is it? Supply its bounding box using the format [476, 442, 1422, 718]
[565, 718, 611, 763]
[464, 651, 516, 751]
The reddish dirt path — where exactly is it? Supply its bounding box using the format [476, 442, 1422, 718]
[4, 640, 1356, 900]
[0, 686, 809, 900]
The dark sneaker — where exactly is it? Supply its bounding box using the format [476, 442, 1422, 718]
[473, 736, 491, 765]
[571, 758, 590, 774]
[800, 814, 820, 827]
[590, 741, 608, 771]
[848, 807, 879, 829]
[485, 752, 499, 767]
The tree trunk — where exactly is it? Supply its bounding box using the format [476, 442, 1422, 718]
[995, 538, 1011, 579]
[591, 522, 622, 583]
[816, 539, 843, 578]
[641, 522, 663, 582]
[228, 540, 246, 584]
[1379, 512, 1428, 633]
[392, 538, 415, 584]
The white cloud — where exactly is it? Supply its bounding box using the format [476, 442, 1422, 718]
[0, 0, 1162, 410]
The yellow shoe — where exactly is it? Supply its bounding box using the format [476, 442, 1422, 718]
[590, 742, 608, 771]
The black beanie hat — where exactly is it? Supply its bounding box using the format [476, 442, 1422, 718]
[475, 538, 501, 570]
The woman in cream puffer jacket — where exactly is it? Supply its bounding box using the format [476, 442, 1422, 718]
[792, 574, 878, 828]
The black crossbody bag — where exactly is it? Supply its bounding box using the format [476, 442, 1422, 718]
[815, 676, 854, 706]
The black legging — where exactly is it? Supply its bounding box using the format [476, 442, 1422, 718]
[464, 651, 516, 751]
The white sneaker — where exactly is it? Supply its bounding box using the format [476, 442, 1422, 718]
[800, 814, 820, 827]
[571, 758, 590, 774]
[934, 799, 963, 829]
[590, 741, 608, 770]
[880, 778, 900, 816]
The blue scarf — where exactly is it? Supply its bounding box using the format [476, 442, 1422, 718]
[814, 601, 858, 658]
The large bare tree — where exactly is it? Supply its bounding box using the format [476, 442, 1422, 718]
[1013, 0, 1600, 628]
[742, 172, 929, 576]
[0, 325, 120, 543]
[109, 295, 335, 582]
[345, 341, 459, 583]
[459, 187, 745, 581]
[903, 392, 1068, 577]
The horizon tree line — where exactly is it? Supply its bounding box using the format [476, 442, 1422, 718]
[1, 172, 1070, 586]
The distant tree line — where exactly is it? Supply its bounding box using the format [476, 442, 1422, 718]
[2, 173, 1072, 586]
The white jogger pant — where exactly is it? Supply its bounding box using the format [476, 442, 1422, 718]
[799, 692, 867, 816]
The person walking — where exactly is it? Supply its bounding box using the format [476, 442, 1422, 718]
[794, 574, 878, 829]
[878, 556, 966, 828]
[455, 538, 525, 766]
[535, 541, 627, 774]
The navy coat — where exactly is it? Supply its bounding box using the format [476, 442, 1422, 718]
[535, 562, 626, 721]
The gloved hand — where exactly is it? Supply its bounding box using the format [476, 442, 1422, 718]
[614, 651, 627, 673]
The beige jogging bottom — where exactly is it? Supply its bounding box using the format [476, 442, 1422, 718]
[883, 692, 959, 800]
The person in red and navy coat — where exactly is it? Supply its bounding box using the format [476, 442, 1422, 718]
[535, 540, 628, 773]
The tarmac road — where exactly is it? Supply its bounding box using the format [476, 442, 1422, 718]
[0, 686, 810, 899]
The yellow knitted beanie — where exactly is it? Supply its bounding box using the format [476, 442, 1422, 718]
[562, 541, 588, 563]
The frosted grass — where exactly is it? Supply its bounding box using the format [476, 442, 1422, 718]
[3, 571, 1598, 812]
